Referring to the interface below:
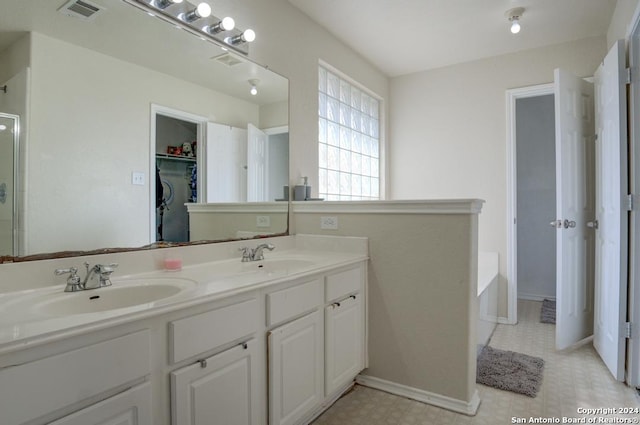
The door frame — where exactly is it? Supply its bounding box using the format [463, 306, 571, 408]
[627, 6, 640, 387]
[149, 104, 207, 243]
[505, 83, 554, 325]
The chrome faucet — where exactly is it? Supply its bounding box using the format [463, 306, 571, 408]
[54, 262, 119, 292]
[239, 243, 275, 262]
[82, 262, 118, 289]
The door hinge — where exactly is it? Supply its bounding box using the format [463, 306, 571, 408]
[625, 322, 632, 339]
[627, 194, 634, 211]
[627, 67, 633, 85]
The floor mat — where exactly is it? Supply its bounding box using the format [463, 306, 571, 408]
[476, 346, 544, 397]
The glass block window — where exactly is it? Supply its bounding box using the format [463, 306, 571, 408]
[318, 65, 380, 200]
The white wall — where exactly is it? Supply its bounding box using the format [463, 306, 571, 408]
[516, 95, 556, 300]
[607, 0, 640, 47]
[389, 36, 606, 316]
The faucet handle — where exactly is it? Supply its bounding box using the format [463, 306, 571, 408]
[98, 263, 118, 273]
[54, 266, 78, 276]
[55, 267, 83, 292]
[239, 247, 253, 262]
[96, 263, 118, 287]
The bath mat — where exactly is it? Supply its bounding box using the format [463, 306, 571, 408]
[476, 346, 544, 397]
[540, 299, 556, 324]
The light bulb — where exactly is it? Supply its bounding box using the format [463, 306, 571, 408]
[242, 29, 256, 43]
[205, 17, 235, 34]
[182, 2, 211, 22]
[226, 29, 256, 45]
[249, 79, 259, 95]
[510, 18, 520, 34]
[221, 17, 235, 31]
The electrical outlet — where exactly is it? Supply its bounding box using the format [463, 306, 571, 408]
[132, 172, 145, 186]
[257, 215, 271, 228]
[320, 216, 338, 230]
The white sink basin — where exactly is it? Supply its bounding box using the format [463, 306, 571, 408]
[32, 278, 197, 316]
[205, 257, 317, 276]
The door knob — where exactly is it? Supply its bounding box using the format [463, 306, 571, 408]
[549, 220, 562, 228]
[563, 219, 576, 229]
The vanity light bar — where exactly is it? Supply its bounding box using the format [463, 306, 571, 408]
[123, 0, 255, 55]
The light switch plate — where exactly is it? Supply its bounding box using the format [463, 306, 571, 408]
[257, 215, 271, 228]
[132, 172, 145, 186]
[320, 216, 338, 230]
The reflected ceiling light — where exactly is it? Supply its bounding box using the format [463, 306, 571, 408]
[505, 7, 524, 34]
[227, 29, 255, 45]
[154, 0, 182, 9]
[181, 2, 211, 22]
[204, 16, 235, 34]
[249, 79, 259, 96]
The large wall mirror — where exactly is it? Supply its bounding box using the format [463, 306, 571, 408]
[0, 0, 289, 260]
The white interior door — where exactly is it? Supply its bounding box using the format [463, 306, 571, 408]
[206, 122, 247, 202]
[593, 40, 628, 381]
[247, 123, 268, 202]
[554, 68, 596, 350]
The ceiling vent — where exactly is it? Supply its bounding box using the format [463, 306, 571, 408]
[58, 0, 105, 21]
[212, 52, 245, 67]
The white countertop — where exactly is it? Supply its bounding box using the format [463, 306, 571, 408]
[0, 235, 368, 356]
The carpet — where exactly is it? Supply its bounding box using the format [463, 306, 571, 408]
[540, 299, 556, 324]
[476, 346, 545, 397]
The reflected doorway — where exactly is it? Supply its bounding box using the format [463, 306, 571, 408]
[151, 105, 206, 243]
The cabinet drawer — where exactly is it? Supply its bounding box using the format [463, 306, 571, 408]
[48, 382, 152, 425]
[325, 267, 362, 302]
[0, 330, 150, 425]
[170, 298, 258, 363]
[266, 279, 322, 327]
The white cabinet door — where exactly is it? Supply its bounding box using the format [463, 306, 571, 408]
[171, 339, 260, 425]
[49, 383, 151, 425]
[325, 294, 363, 396]
[268, 310, 324, 425]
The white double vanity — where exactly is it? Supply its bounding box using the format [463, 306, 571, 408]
[0, 235, 368, 425]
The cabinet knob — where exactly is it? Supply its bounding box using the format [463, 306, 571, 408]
[199, 359, 207, 368]
[241, 342, 248, 350]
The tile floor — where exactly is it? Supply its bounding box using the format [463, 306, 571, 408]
[313, 299, 640, 425]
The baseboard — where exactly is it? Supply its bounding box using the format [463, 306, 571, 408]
[498, 317, 515, 325]
[298, 381, 355, 425]
[355, 374, 481, 416]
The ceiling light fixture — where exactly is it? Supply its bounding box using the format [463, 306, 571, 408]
[249, 79, 259, 96]
[505, 7, 524, 34]
[227, 29, 256, 45]
[154, 0, 182, 9]
[204, 16, 235, 34]
[181, 2, 211, 22]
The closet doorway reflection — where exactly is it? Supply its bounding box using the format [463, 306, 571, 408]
[0, 112, 19, 256]
[152, 106, 206, 243]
